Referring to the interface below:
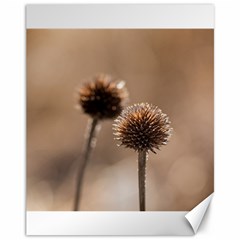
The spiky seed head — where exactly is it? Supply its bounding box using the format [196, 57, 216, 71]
[78, 74, 128, 119]
[113, 103, 172, 153]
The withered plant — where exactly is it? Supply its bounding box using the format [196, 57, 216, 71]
[113, 103, 172, 211]
[74, 73, 128, 211]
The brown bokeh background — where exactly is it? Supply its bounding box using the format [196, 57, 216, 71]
[27, 29, 214, 211]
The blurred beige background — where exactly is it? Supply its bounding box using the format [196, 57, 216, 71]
[27, 29, 213, 211]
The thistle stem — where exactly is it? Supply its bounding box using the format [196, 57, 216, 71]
[138, 150, 147, 211]
[73, 117, 99, 211]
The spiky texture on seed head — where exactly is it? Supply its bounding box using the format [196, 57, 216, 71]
[78, 74, 128, 119]
[113, 103, 172, 153]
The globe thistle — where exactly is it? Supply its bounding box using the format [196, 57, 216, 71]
[78, 74, 128, 120]
[113, 103, 172, 211]
[113, 103, 172, 153]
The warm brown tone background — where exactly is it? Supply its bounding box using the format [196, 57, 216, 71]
[27, 29, 214, 211]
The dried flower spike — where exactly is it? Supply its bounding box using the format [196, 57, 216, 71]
[113, 103, 172, 211]
[73, 74, 128, 211]
[113, 103, 172, 153]
[78, 73, 128, 119]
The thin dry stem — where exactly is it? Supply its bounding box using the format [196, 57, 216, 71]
[73, 117, 99, 211]
[138, 150, 147, 211]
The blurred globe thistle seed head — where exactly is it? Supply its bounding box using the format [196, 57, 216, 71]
[113, 103, 172, 153]
[78, 74, 128, 119]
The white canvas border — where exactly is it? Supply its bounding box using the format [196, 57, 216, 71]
[26, 4, 214, 29]
[27, 211, 192, 236]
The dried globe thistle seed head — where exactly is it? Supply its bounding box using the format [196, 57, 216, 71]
[113, 103, 172, 153]
[78, 74, 128, 119]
